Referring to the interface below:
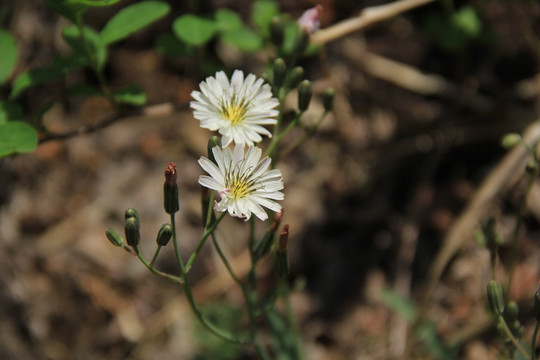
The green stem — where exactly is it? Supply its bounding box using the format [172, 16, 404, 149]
[133, 246, 182, 283]
[185, 212, 227, 273]
[266, 112, 302, 162]
[506, 152, 539, 293]
[170, 212, 250, 345]
[150, 245, 162, 267]
[281, 280, 304, 360]
[532, 321, 540, 359]
[75, 20, 119, 111]
[211, 230, 271, 359]
[497, 315, 530, 359]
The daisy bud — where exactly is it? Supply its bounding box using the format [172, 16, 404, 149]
[125, 217, 140, 247]
[207, 137, 222, 164]
[288, 66, 304, 89]
[298, 80, 312, 112]
[105, 228, 124, 247]
[156, 223, 173, 246]
[487, 280, 504, 316]
[526, 160, 538, 174]
[501, 133, 521, 149]
[270, 16, 284, 47]
[201, 185, 216, 226]
[164, 162, 179, 215]
[293, 29, 309, 55]
[275, 225, 290, 278]
[298, 5, 323, 35]
[273, 58, 287, 89]
[322, 88, 335, 112]
[125, 208, 140, 228]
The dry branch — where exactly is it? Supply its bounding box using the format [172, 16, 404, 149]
[311, 0, 435, 45]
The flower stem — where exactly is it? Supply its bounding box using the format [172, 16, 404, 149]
[281, 280, 304, 360]
[531, 321, 540, 359]
[185, 213, 226, 273]
[150, 245, 162, 267]
[170, 212, 251, 345]
[133, 246, 182, 283]
[506, 145, 539, 294]
[497, 315, 530, 359]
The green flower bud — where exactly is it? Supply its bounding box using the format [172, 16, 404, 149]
[501, 133, 521, 149]
[298, 80, 312, 112]
[125, 208, 140, 227]
[273, 58, 286, 89]
[207, 136, 222, 165]
[487, 280, 504, 316]
[270, 16, 284, 48]
[156, 223, 173, 246]
[275, 225, 290, 278]
[293, 27, 309, 54]
[105, 228, 124, 247]
[322, 88, 335, 112]
[164, 162, 179, 215]
[288, 66, 304, 89]
[201, 186, 216, 227]
[526, 160, 538, 174]
[505, 301, 519, 321]
[125, 217, 140, 247]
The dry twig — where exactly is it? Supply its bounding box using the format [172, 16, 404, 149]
[311, 0, 435, 45]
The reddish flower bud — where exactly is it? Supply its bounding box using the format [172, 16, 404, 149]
[164, 162, 177, 187]
[278, 224, 289, 253]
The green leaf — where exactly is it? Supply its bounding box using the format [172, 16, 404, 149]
[221, 27, 263, 52]
[154, 33, 193, 56]
[214, 9, 243, 32]
[0, 102, 24, 124]
[52, 54, 91, 71]
[67, 0, 121, 6]
[0, 30, 17, 85]
[251, 0, 279, 35]
[0, 121, 38, 157]
[113, 84, 147, 106]
[62, 25, 107, 70]
[68, 84, 103, 96]
[282, 22, 300, 54]
[452, 5, 482, 38]
[10, 67, 65, 99]
[173, 14, 217, 46]
[44, 0, 87, 23]
[98, 1, 170, 45]
[379, 288, 418, 323]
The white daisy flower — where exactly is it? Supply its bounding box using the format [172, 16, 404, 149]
[198, 145, 284, 221]
[191, 70, 279, 147]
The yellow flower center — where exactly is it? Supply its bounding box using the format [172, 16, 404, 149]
[220, 98, 249, 125]
[229, 180, 250, 199]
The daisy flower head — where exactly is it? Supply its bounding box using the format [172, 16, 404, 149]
[191, 70, 279, 147]
[198, 145, 284, 221]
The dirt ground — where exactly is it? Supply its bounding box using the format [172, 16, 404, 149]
[2, 0, 540, 359]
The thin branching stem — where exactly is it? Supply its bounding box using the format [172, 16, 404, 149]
[170, 212, 251, 345]
[497, 315, 530, 359]
[133, 245, 182, 283]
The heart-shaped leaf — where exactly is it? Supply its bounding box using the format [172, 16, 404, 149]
[173, 14, 217, 46]
[0, 121, 38, 157]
